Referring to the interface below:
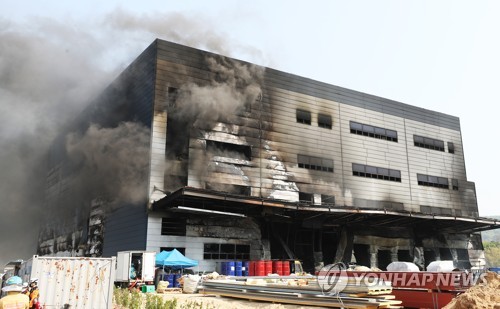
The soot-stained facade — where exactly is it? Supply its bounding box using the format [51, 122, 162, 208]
[39, 39, 499, 272]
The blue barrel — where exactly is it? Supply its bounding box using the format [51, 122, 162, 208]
[243, 261, 249, 276]
[164, 274, 174, 288]
[235, 261, 243, 276]
[227, 261, 235, 276]
[173, 274, 180, 287]
[489, 267, 500, 274]
[221, 261, 227, 275]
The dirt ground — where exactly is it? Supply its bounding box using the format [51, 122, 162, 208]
[157, 292, 326, 309]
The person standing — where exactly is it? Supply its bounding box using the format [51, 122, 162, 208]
[27, 279, 40, 309]
[0, 276, 29, 309]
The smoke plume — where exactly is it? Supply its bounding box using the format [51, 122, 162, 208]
[0, 17, 118, 266]
[0, 9, 264, 266]
[166, 56, 264, 187]
[65, 122, 150, 206]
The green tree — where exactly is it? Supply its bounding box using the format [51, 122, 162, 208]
[483, 241, 500, 267]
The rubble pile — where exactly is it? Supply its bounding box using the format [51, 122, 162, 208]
[444, 271, 500, 309]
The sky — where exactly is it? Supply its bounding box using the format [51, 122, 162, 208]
[1, 0, 499, 265]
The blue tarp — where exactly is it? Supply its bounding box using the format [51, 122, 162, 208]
[155, 249, 198, 269]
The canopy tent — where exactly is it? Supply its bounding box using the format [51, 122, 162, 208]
[155, 249, 198, 269]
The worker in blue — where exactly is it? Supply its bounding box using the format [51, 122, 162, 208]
[0, 276, 29, 309]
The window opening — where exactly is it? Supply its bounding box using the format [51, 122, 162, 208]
[296, 109, 311, 125]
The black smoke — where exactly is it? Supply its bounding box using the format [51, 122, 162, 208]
[0, 10, 265, 267]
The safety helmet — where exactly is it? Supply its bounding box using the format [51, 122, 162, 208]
[6, 276, 22, 286]
[2, 276, 23, 292]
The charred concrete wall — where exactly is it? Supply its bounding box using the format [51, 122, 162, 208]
[146, 212, 263, 272]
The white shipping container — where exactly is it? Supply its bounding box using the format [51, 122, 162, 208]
[31, 255, 116, 309]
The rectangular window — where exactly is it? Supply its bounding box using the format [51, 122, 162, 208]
[206, 140, 252, 160]
[420, 205, 432, 214]
[298, 154, 333, 173]
[318, 113, 332, 129]
[206, 183, 251, 196]
[296, 109, 311, 125]
[167, 87, 179, 108]
[160, 247, 185, 255]
[417, 173, 449, 189]
[448, 142, 455, 154]
[161, 217, 187, 236]
[352, 163, 401, 182]
[321, 194, 335, 206]
[441, 208, 453, 215]
[349, 121, 398, 142]
[452, 179, 459, 191]
[203, 243, 250, 260]
[420, 206, 453, 215]
[413, 135, 445, 151]
[203, 243, 220, 260]
[299, 192, 313, 204]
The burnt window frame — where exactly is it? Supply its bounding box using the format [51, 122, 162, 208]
[206, 140, 252, 160]
[349, 121, 398, 142]
[413, 135, 445, 152]
[206, 183, 251, 196]
[203, 243, 250, 260]
[298, 154, 333, 173]
[167, 87, 179, 108]
[318, 113, 332, 129]
[161, 217, 187, 236]
[352, 163, 401, 182]
[417, 173, 449, 189]
[321, 194, 335, 206]
[298, 192, 314, 205]
[296, 109, 311, 125]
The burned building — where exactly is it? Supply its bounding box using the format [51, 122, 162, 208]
[39, 39, 499, 272]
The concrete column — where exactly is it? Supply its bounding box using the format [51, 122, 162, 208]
[390, 247, 399, 262]
[434, 247, 441, 261]
[413, 247, 425, 270]
[334, 227, 354, 264]
[369, 245, 378, 269]
[451, 248, 458, 265]
[313, 251, 324, 272]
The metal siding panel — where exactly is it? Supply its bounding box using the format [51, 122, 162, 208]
[102, 205, 148, 256]
[264, 69, 460, 131]
[149, 40, 474, 217]
[31, 256, 116, 309]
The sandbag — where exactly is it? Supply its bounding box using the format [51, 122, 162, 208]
[182, 275, 201, 293]
[156, 280, 169, 293]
